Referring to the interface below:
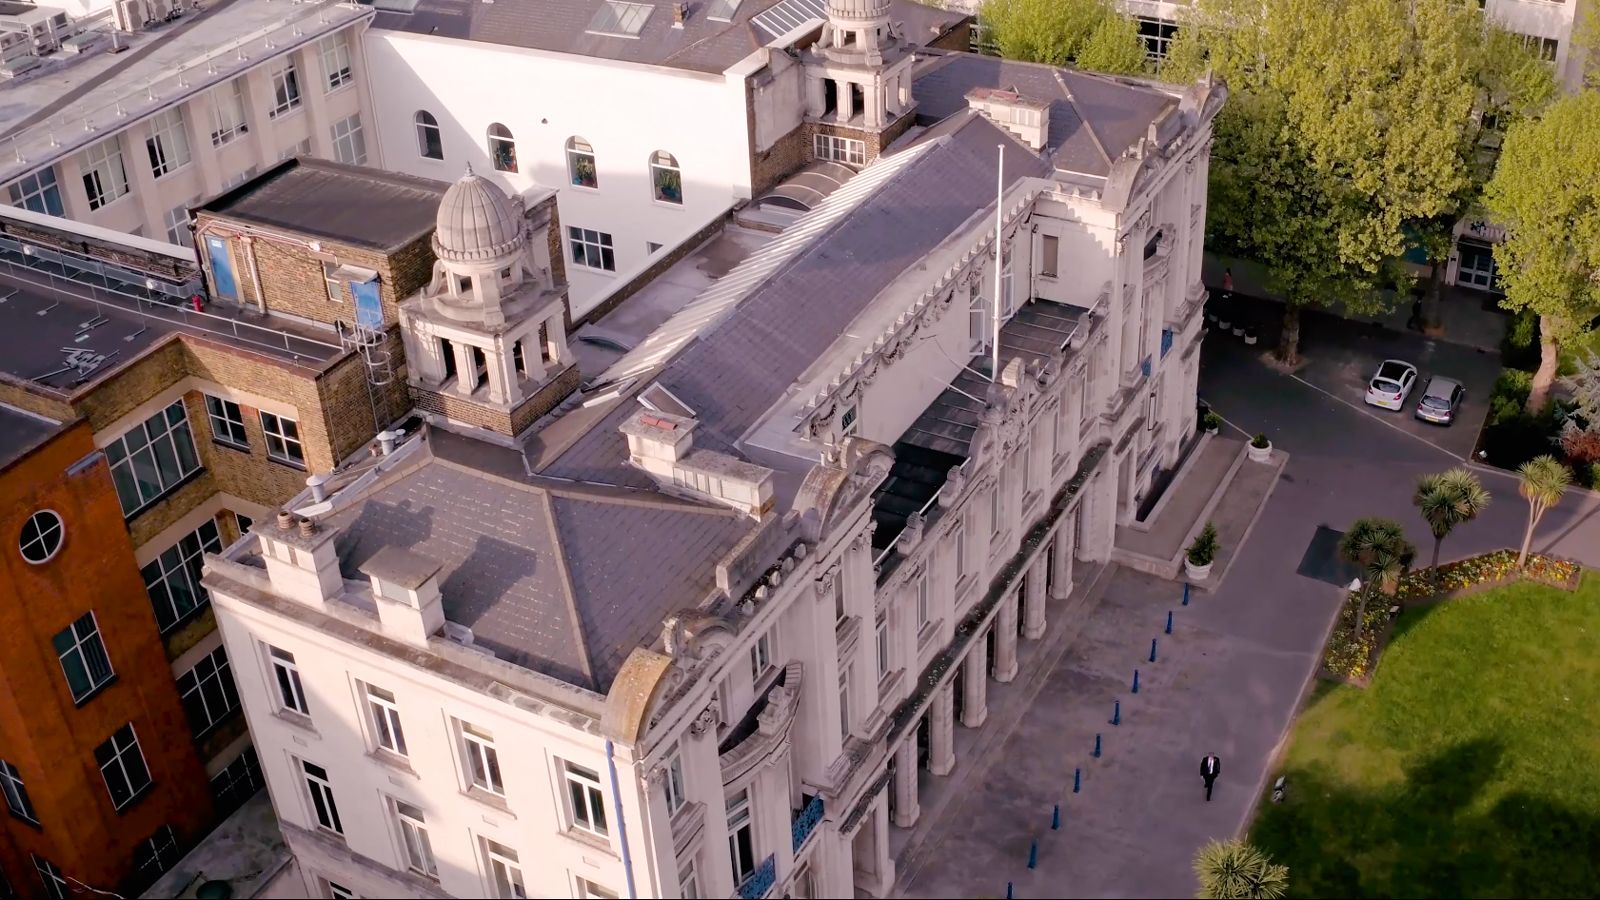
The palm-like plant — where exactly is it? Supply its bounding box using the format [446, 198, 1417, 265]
[1339, 517, 1416, 639]
[1194, 839, 1289, 899]
[1517, 455, 1571, 567]
[1413, 468, 1491, 574]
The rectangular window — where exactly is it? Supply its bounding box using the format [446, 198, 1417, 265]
[176, 645, 239, 736]
[205, 394, 249, 449]
[260, 411, 305, 468]
[749, 631, 772, 682]
[833, 570, 847, 623]
[564, 761, 607, 835]
[81, 136, 129, 211]
[838, 665, 852, 737]
[326, 881, 357, 900]
[955, 520, 968, 578]
[991, 487, 1003, 537]
[33, 857, 67, 900]
[210, 79, 249, 146]
[221, 166, 258, 191]
[394, 800, 437, 878]
[146, 109, 192, 178]
[485, 840, 526, 899]
[840, 404, 858, 435]
[679, 861, 700, 900]
[302, 760, 343, 834]
[579, 881, 618, 900]
[1136, 16, 1178, 60]
[165, 205, 193, 247]
[916, 575, 930, 627]
[281, 137, 312, 161]
[813, 133, 866, 166]
[141, 519, 222, 632]
[1515, 32, 1560, 62]
[105, 398, 202, 518]
[1039, 234, 1059, 278]
[210, 747, 263, 812]
[726, 788, 755, 884]
[8, 167, 63, 216]
[875, 613, 889, 678]
[663, 750, 686, 816]
[330, 114, 367, 165]
[366, 685, 407, 756]
[320, 33, 353, 90]
[270, 646, 310, 716]
[463, 723, 504, 795]
[53, 611, 114, 703]
[95, 723, 152, 811]
[1, 760, 37, 823]
[567, 226, 616, 272]
[269, 60, 302, 117]
[134, 825, 179, 880]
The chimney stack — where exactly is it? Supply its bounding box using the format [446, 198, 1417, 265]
[672, 2, 686, 27]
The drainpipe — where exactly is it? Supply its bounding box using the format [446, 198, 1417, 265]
[603, 739, 639, 899]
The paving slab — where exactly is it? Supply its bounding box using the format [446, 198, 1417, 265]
[1117, 435, 1242, 559]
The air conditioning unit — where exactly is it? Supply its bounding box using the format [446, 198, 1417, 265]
[112, 0, 178, 32]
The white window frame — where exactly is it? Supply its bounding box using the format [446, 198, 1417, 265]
[105, 398, 202, 518]
[301, 760, 343, 835]
[563, 760, 608, 836]
[142, 519, 223, 632]
[875, 613, 890, 678]
[663, 749, 686, 816]
[54, 611, 113, 703]
[415, 110, 443, 160]
[489, 124, 518, 173]
[135, 825, 179, 879]
[96, 723, 151, 810]
[463, 723, 505, 796]
[269, 59, 303, 118]
[749, 631, 772, 682]
[394, 799, 438, 878]
[165, 204, 193, 247]
[269, 645, 310, 716]
[81, 136, 129, 211]
[1039, 233, 1059, 279]
[330, 114, 367, 165]
[19, 509, 63, 564]
[176, 644, 239, 736]
[649, 150, 681, 204]
[839, 664, 852, 737]
[205, 394, 249, 449]
[145, 109, 192, 178]
[320, 33, 353, 90]
[210, 79, 249, 146]
[726, 788, 755, 884]
[567, 136, 597, 188]
[366, 685, 407, 757]
[567, 226, 616, 272]
[484, 840, 526, 899]
[840, 404, 859, 436]
[1, 760, 37, 823]
[679, 861, 700, 900]
[954, 519, 968, 578]
[259, 410, 305, 468]
[33, 856, 67, 900]
[916, 574, 930, 627]
[8, 167, 63, 216]
[281, 137, 312, 161]
[813, 133, 866, 165]
[326, 880, 357, 900]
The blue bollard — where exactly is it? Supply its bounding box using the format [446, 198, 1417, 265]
[1183, 583, 1191, 606]
[1028, 838, 1038, 869]
[1150, 638, 1159, 663]
[1132, 669, 1141, 693]
[1007, 882, 1014, 899]
[1052, 804, 1061, 830]
[1111, 699, 1121, 726]
[1166, 610, 1174, 635]
[1093, 733, 1102, 758]
[1074, 767, 1082, 793]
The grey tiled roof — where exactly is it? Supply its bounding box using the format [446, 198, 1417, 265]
[374, 0, 966, 74]
[912, 54, 1178, 176]
[200, 158, 450, 252]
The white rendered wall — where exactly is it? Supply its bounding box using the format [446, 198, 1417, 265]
[362, 31, 758, 319]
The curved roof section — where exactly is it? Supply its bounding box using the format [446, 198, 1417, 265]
[434, 168, 524, 263]
[756, 161, 856, 212]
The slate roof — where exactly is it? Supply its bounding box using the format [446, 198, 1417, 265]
[912, 53, 1179, 177]
[0, 404, 61, 471]
[375, 0, 967, 75]
[328, 429, 751, 692]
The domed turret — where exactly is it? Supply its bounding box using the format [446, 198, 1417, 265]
[433, 165, 523, 264]
[826, 0, 889, 24]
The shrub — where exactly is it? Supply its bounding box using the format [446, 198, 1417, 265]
[1489, 369, 1533, 425]
[1501, 308, 1540, 371]
[1202, 410, 1224, 433]
[1187, 521, 1220, 566]
[1251, 433, 1270, 449]
[1560, 422, 1600, 466]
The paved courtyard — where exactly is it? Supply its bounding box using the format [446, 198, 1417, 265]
[893, 325, 1600, 898]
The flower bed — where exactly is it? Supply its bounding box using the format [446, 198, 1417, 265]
[1322, 593, 1392, 683]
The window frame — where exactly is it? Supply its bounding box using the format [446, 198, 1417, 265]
[726, 787, 755, 884]
[663, 749, 686, 816]
[301, 760, 344, 835]
[488, 124, 518, 173]
[320, 33, 354, 91]
[649, 150, 681, 204]
[54, 611, 114, 703]
[205, 394, 249, 449]
[8, 167, 64, 216]
[164, 204, 193, 247]
[32, 856, 67, 900]
[394, 799, 438, 879]
[259, 410, 305, 468]
[270, 645, 310, 716]
[330, 114, 367, 166]
[20, 509, 64, 564]
[269, 59, 303, 118]
[176, 644, 239, 737]
[105, 398, 202, 519]
[145, 109, 192, 179]
[567, 136, 597, 188]
[414, 110, 443, 161]
[839, 663, 852, 737]
[1039, 233, 1059, 279]
[81, 136, 130, 211]
[875, 612, 890, 678]
[366, 684, 408, 757]
[1, 760, 38, 824]
[813, 133, 866, 166]
[95, 723, 153, 812]
[134, 824, 179, 880]
[462, 723, 505, 796]
[141, 519, 223, 633]
[563, 760, 608, 836]
[567, 226, 616, 272]
[749, 631, 772, 683]
[211, 747, 263, 813]
[916, 574, 930, 628]
[209, 79, 249, 147]
[484, 839, 526, 899]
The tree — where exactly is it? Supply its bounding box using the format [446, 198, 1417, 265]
[1074, 13, 1149, 75]
[1516, 455, 1571, 567]
[979, 0, 1127, 68]
[1483, 91, 1600, 413]
[1339, 517, 1415, 638]
[1413, 468, 1491, 574]
[1194, 839, 1289, 899]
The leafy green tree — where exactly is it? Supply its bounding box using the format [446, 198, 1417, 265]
[1339, 517, 1415, 639]
[1483, 91, 1600, 413]
[1194, 839, 1290, 899]
[979, 0, 1145, 73]
[1413, 468, 1491, 573]
[1074, 13, 1148, 75]
[1517, 455, 1571, 567]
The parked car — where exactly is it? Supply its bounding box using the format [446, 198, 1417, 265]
[1414, 375, 1464, 426]
[1364, 359, 1418, 410]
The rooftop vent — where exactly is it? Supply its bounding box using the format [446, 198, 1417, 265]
[965, 87, 1050, 151]
[622, 408, 775, 517]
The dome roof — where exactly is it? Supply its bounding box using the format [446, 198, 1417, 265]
[433, 166, 523, 263]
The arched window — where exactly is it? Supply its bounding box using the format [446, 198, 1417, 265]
[488, 123, 517, 173]
[415, 110, 443, 160]
[567, 137, 597, 189]
[650, 151, 681, 205]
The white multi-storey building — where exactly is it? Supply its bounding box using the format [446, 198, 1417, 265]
[202, 4, 1225, 897]
[0, 0, 375, 246]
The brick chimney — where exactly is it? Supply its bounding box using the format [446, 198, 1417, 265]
[672, 2, 687, 27]
[359, 546, 446, 648]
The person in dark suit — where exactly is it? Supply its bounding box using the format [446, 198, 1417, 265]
[1201, 754, 1222, 801]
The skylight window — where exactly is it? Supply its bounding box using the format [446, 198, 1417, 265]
[588, 0, 654, 37]
[704, 0, 743, 21]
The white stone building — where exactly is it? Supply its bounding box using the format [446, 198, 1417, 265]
[201, 7, 1225, 897]
[0, 0, 375, 246]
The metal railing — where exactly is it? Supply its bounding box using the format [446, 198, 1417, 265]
[735, 854, 777, 900]
[791, 794, 824, 854]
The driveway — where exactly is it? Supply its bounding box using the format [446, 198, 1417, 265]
[894, 330, 1600, 899]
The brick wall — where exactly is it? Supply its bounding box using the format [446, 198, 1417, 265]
[751, 122, 813, 197]
[0, 376, 72, 421]
[511, 364, 581, 434]
[410, 363, 579, 437]
[810, 111, 918, 165]
[0, 420, 213, 897]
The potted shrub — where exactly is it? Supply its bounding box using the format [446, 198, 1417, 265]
[1201, 410, 1223, 435]
[1185, 521, 1219, 581]
[1231, 321, 1246, 338]
[1243, 325, 1258, 346]
[1248, 432, 1272, 462]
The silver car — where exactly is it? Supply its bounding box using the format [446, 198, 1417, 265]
[1414, 376, 1464, 426]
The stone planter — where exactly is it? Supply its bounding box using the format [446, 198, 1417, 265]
[1231, 325, 1245, 337]
[1243, 330, 1258, 345]
[1184, 557, 1213, 581]
[1248, 440, 1272, 462]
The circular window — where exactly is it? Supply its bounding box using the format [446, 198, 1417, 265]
[19, 510, 63, 564]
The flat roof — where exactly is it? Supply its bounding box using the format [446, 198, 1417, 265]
[0, 402, 63, 470]
[198, 158, 451, 253]
[0, 0, 371, 188]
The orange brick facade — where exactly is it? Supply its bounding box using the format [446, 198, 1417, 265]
[0, 420, 213, 898]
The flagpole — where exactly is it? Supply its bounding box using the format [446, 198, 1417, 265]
[993, 143, 1003, 382]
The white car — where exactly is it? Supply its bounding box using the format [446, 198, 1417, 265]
[1364, 359, 1418, 411]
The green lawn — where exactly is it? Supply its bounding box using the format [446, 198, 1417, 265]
[1252, 575, 1600, 898]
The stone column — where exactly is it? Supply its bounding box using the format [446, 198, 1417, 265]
[892, 739, 920, 828]
[1050, 526, 1075, 600]
[961, 645, 988, 727]
[1024, 555, 1048, 640]
[994, 594, 1019, 683]
[858, 798, 896, 897]
[839, 78, 856, 121]
[453, 341, 478, 396]
[929, 685, 955, 776]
